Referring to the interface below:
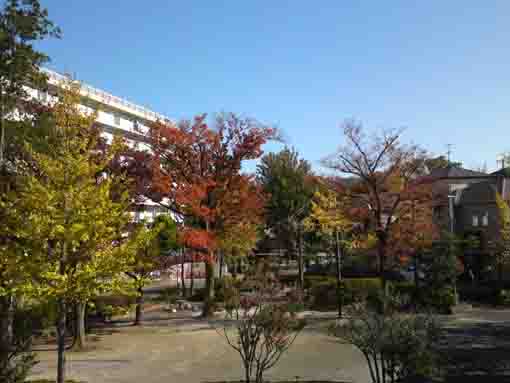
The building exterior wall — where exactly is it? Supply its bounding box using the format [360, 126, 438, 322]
[33, 68, 171, 223]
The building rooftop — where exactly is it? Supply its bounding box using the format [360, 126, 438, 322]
[41, 67, 171, 124]
[491, 167, 510, 177]
[428, 166, 488, 179]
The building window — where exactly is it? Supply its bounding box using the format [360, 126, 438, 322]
[114, 114, 121, 125]
[482, 212, 489, 227]
[472, 215, 479, 227]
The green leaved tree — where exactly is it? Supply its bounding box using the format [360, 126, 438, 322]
[257, 147, 316, 289]
[126, 214, 179, 326]
[2, 83, 136, 383]
[0, 0, 60, 357]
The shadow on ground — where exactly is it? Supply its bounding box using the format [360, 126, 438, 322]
[439, 320, 510, 382]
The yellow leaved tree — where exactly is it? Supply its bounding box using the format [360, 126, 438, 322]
[303, 187, 357, 317]
[1, 83, 138, 383]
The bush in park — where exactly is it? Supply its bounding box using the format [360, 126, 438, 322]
[306, 276, 382, 310]
[218, 262, 306, 383]
[331, 299, 441, 383]
[421, 252, 458, 313]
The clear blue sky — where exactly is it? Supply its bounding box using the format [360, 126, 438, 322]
[36, 1, 510, 172]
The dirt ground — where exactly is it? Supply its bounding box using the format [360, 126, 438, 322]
[29, 316, 368, 383]
[31, 306, 510, 383]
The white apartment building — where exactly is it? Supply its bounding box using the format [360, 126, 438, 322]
[37, 68, 170, 223]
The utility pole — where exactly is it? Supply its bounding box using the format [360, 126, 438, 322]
[446, 144, 453, 166]
[335, 230, 343, 318]
[447, 193, 459, 305]
[297, 222, 304, 290]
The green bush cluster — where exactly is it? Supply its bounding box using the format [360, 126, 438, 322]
[188, 289, 206, 302]
[305, 276, 382, 310]
[90, 295, 136, 320]
[421, 286, 456, 314]
[457, 283, 510, 306]
[214, 276, 240, 302]
[186, 277, 239, 303]
[392, 280, 456, 313]
[332, 306, 441, 383]
[151, 287, 180, 305]
[495, 289, 510, 306]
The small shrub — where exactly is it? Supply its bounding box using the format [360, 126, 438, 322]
[91, 295, 136, 321]
[422, 286, 456, 314]
[218, 262, 306, 383]
[307, 277, 382, 310]
[188, 289, 206, 302]
[496, 289, 510, 306]
[458, 283, 499, 304]
[420, 241, 462, 313]
[391, 282, 422, 310]
[331, 303, 441, 383]
[304, 275, 336, 290]
[286, 302, 305, 313]
[344, 278, 382, 302]
[161, 287, 179, 307]
[214, 276, 240, 303]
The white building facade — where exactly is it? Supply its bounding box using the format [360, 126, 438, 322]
[38, 68, 170, 223]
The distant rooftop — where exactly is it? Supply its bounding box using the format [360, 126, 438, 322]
[491, 167, 510, 177]
[428, 166, 488, 179]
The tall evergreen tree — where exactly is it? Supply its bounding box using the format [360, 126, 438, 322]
[256, 147, 315, 288]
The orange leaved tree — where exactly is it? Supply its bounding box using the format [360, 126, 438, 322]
[146, 114, 276, 316]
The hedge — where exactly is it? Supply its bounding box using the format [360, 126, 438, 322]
[306, 276, 382, 310]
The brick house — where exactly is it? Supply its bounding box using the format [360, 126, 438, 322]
[428, 166, 510, 280]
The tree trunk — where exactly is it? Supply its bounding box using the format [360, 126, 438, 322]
[256, 368, 264, 383]
[377, 232, 387, 290]
[57, 164, 70, 383]
[297, 225, 304, 290]
[219, 251, 224, 279]
[56, 297, 67, 383]
[335, 230, 343, 318]
[244, 362, 251, 383]
[181, 249, 186, 297]
[202, 261, 216, 317]
[190, 259, 194, 297]
[73, 301, 87, 351]
[0, 295, 14, 349]
[134, 286, 144, 326]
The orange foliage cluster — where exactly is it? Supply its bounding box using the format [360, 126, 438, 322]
[386, 177, 439, 265]
[135, 114, 276, 262]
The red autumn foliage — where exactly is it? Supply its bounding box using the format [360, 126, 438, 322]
[121, 113, 276, 311]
